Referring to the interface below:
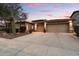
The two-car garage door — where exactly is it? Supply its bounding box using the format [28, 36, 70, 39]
[47, 24, 68, 33]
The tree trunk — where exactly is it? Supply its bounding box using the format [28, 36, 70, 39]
[11, 18, 16, 34]
[4, 20, 7, 32]
[19, 20, 22, 32]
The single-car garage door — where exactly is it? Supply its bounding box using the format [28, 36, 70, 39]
[47, 24, 68, 33]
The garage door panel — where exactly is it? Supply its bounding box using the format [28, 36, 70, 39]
[47, 24, 68, 32]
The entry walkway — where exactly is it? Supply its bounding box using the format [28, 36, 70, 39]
[0, 32, 79, 56]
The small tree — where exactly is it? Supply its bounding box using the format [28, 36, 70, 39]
[0, 3, 26, 33]
[6, 3, 22, 33]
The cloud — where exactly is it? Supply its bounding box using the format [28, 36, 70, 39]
[39, 10, 52, 13]
[26, 3, 44, 8]
[47, 14, 53, 17]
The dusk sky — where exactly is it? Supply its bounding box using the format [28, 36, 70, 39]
[21, 3, 79, 21]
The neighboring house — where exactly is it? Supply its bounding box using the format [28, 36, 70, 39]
[70, 10, 79, 26]
[70, 10, 79, 34]
[32, 19, 71, 33]
[0, 21, 5, 30]
[15, 20, 33, 33]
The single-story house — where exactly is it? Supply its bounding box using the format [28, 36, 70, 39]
[32, 19, 71, 33]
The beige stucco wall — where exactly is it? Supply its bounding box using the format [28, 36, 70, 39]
[16, 23, 20, 29]
[25, 23, 32, 33]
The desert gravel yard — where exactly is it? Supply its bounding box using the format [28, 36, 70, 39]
[0, 32, 79, 56]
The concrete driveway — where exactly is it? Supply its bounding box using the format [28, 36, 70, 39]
[0, 32, 79, 56]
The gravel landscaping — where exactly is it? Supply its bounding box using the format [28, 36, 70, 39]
[0, 32, 29, 39]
